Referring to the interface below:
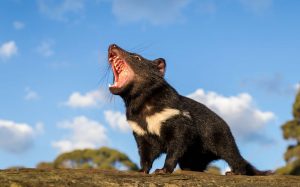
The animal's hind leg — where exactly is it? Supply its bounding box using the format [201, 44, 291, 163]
[223, 154, 253, 175]
[178, 151, 217, 172]
[215, 136, 257, 175]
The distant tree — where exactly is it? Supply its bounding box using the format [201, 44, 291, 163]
[277, 91, 300, 175]
[6, 166, 25, 170]
[36, 147, 138, 171]
[36, 162, 53, 169]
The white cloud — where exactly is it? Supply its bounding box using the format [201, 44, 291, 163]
[37, 0, 85, 22]
[13, 21, 25, 30]
[238, 0, 273, 14]
[49, 61, 70, 69]
[35, 122, 45, 135]
[104, 110, 130, 132]
[294, 83, 300, 93]
[111, 0, 191, 25]
[36, 0, 273, 25]
[64, 89, 107, 108]
[110, 0, 272, 25]
[242, 74, 299, 96]
[0, 119, 43, 153]
[52, 116, 107, 153]
[188, 89, 275, 141]
[36, 40, 55, 57]
[0, 41, 18, 60]
[25, 87, 39, 101]
[196, 0, 217, 15]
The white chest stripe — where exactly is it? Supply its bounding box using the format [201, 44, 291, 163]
[127, 120, 146, 136]
[146, 108, 181, 136]
[127, 108, 190, 136]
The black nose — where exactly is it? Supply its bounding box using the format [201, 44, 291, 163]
[109, 44, 118, 50]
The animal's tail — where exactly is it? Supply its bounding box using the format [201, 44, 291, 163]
[252, 167, 273, 176]
[227, 160, 273, 176]
[246, 161, 274, 176]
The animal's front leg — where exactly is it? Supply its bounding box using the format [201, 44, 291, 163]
[134, 134, 161, 174]
[138, 147, 154, 174]
[155, 140, 186, 174]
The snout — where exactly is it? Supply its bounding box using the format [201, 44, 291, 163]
[109, 44, 119, 51]
[108, 44, 123, 60]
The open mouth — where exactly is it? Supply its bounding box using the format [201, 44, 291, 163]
[108, 46, 132, 90]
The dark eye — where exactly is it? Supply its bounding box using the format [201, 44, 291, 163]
[134, 55, 142, 61]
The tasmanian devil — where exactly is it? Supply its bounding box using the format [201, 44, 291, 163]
[107, 44, 270, 175]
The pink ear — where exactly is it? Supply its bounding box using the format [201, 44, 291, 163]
[154, 58, 166, 76]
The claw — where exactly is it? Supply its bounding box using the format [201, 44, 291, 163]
[154, 168, 169, 174]
[225, 171, 235, 176]
[138, 169, 149, 174]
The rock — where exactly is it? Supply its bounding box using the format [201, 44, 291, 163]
[0, 169, 299, 187]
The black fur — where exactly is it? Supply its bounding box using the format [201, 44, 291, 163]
[108, 44, 271, 175]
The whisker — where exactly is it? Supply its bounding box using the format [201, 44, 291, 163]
[96, 51, 116, 106]
[129, 42, 153, 54]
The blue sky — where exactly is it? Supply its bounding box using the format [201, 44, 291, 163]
[0, 0, 299, 173]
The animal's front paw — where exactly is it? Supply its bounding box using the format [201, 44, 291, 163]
[225, 171, 241, 176]
[225, 171, 235, 176]
[154, 168, 171, 174]
[138, 169, 149, 174]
